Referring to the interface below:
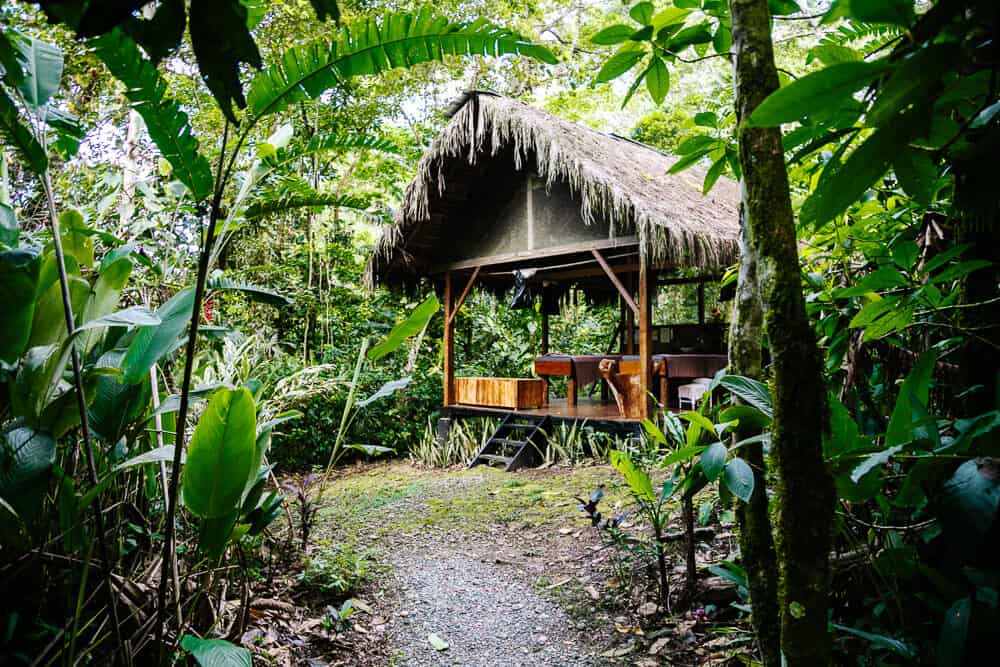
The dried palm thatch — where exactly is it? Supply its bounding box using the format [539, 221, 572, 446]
[367, 91, 740, 289]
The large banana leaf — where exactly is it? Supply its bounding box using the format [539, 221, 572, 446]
[246, 9, 557, 120]
[89, 349, 152, 444]
[0, 425, 56, 519]
[0, 247, 41, 364]
[78, 255, 133, 355]
[15, 37, 63, 110]
[207, 273, 293, 306]
[182, 387, 257, 519]
[0, 87, 47, 174]
[91, 29, 213, 202]
[121, 287, 194, 384]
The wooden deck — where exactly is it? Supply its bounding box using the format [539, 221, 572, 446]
[444, 397, 643, 432]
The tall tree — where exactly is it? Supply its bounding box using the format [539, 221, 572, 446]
[727, 202, 780, 665]
[728, 0, 834, 663]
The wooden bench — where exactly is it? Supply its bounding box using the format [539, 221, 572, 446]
[454, 377, 546, 410]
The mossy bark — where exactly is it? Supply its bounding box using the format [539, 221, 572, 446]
[728, 203, 780, 666]
[728, 0, 836, 663]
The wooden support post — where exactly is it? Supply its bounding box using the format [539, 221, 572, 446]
[443, 273, 455, 406]
[697, 282, 706, 325]
[639, 257, 653, 420]
[446, 266, 480, 327]
[540, 297, 550, 354]
[592, 249, 639, 315]
[625, 272, 636, 355]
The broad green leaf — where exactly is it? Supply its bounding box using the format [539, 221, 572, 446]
[850, 444, 903, 484]
[748, 61, 887, 127]
[92, 30, 214, 201]
[183, 388, 257, 519]
[188, 0, 262, 124]
[719, 405, 771, 431]
[675, 134, 720, 156]
[247, 10, 557, 120]
[645, 55, 669, 105]
[703, 155, 726, 194]
[629, 2, 654, 26]
[89, 349, 152, 443]
[0, 425, 55, 519]
[663, 23, 713, 51]
[722, 457, 754, 502]
[641, 417, 667, 446]
[824, 395, 862, 457]
[929, 260, 992, 285]
[592, 24, 634, 46]
[29, 275, 89, 348]
[824, 0, 916, 26]
[610, 449, 655, 502]
[357, 377, 412, 408]
[58, 209, 93, 267]
[700, 441, 727, 481]
[769, 0, 801, 15]
[0, 202, 18, 247]
[15, 37, 63, 109]
[207, 272, 293, 306]
[808, 44, 860, 66]
[886, 351, 936, 447]
[694, 112, 718, 128]
[368, 293, 440, 360]
[831, 623, 917, 659]
[115, 444, 183, 471]
[73, 306, 159, 333]
[712, 25, 731, 55]
[719, 375, 773, 418]
[197, 510, 239, 558]
[0, 87, 47, 174]
[801, 114, 924, 227]
[937, 597, 970, 667]
[78, 256, 133, 354]
[596, 46, 645, 83]
[867, 45, 957, 128]
[122, 288, 194, 384]
[893, 148, 937, 204]
[180, 635, 252, 667]
[0, 247, 41, 364]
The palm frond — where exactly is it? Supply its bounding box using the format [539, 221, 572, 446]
[246, 9, 556, 120]
[92, 29, 214, 201]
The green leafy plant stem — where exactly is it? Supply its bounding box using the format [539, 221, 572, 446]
[41, 169, 125, 662]
[154, 120, 232, 654]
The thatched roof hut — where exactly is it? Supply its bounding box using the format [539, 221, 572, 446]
[366, 91, 740, 292]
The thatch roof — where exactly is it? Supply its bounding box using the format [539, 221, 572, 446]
[367, 91, 740, 289]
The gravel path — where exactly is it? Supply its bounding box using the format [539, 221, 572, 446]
[386, 540, 604, 666]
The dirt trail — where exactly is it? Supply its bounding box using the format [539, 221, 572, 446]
[384, 535, 603, 666]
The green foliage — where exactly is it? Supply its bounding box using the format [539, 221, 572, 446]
[300, 541, 367, 595]
[91, 30, 214, 201]
[179, 634, 252, 667]
[182, 387, 257, 519]
[246, 9, 557, 120]
[368, 293, 440, 361]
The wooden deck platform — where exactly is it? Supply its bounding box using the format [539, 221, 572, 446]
[444, 397, 643, 433]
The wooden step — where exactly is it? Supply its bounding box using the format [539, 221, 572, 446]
[477, 454, 513, 464]
[492, 438, 528, 447]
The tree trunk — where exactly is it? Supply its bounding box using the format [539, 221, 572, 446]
[727, 203, 781, 666]
[728, 1, 835, 664]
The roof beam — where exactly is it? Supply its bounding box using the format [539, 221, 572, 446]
[447, 266, 481, 327]
[592, 249, 638, 316]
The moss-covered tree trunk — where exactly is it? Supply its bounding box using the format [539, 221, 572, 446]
[728, 0, 835, 663]
[727, 203, 780, 666]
